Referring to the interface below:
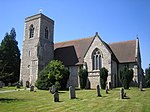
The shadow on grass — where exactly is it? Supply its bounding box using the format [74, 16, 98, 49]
[58, 91, 66, 94]
[123, 96, 130, 99]
[0, 98, 24, 103]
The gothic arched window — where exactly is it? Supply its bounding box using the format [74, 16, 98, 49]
[45, 27, 48, 39]
[29, 24, 34, 38]
[92, 48, 102, 70]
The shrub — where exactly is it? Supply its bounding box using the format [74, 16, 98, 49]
[119, 66, 133, 89]
[79, 68, 88, 89]
[36, 60, 70, 90]
[99, 67, 108, 89]
[145, 66, 150, 87]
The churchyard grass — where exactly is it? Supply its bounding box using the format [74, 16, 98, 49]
[0, 86, 24, 91]
[0, 87, 150, 112]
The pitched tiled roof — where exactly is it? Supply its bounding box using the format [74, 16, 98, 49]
[54, 36, 137, 66]
[109, 40, 136, 63]
[54, 37, 94, 66]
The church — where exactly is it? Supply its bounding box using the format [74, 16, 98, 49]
[20, 13, 142, 89]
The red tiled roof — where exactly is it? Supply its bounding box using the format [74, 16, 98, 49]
[54, 37, 94, 66]
[109, 40, 136, 63]
[54, 37, 137, 66]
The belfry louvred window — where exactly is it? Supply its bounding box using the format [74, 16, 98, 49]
[45, 27, 48, 39]
[29, 24, 34, 38]
[92, 48, 102, 70]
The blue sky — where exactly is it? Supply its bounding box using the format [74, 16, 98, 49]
[0, 0, 150, 70]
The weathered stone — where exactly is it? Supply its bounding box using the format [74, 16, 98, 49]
[49, 85, 56, 94]
[8, 83, 11, 87]
[105, 86, 109, 94]
[0, 81, 5, 88]
[0, 81, 3, 88]
[54, 92, 59, 102]
[120, 88, 124, 99]
[26, 81, 30, 88]
[30, 85, 34, 91]
[69, 86, 76, 99]
[140, 81, 143, 91]
[96, 85, 101, 97]
[20, 13, 54, 87]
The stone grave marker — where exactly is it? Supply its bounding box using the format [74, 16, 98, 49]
[26, 81, 30, 88]
[50, 85, 56, 94]
[0, 81, 3, 88]
[120, 88, 124, 99]
[106, 86, 109, 94]
[140, 81, 143, 91]
[8, 83, 11, 87]
[96, 85, 101, 97]
[30, 85, 34, 91]
[69, 86, 76, 99]
[54, 92, 59, 102]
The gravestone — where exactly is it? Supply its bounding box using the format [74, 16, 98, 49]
[0, 81, 3, 88]
[50, 85, 56, 94]
[69, 86, 76, 99]
[0, 81, 5, 88]
[96, 85, 101, 97]
[140, 81, 143, 91]
[26, 81, 30, 88]
[54, 92, 59, 102]
[16, 82, 20, 88]
[120, 88, 124, 99]
[8, 83, 11, 87]
[105, 86, 109, 94]
[30, 85, 34, 91]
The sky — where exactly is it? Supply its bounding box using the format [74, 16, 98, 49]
[0, 0, 150, 70]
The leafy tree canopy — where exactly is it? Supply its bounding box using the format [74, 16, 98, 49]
[36, 60, 70, 90]
[99, 67, 108, 89]
[0, 28, 20, 84]
[119, 66, 133, 89]
[145, 65, 150, 87]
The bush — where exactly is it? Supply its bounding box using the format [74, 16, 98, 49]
[119, 66, 133, 89]
[36, 60, 70, 90]
[145, 66, 150, 87]
[99, 67, 108, 89]
[79, 68, 88, 89]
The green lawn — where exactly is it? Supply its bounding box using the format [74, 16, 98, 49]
[0, 87, 150, 112]
[0, 86, 24, 91]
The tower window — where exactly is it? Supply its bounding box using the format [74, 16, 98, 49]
[29, 24, 34, 38]
[45, 27, 48, 39]
[92, 48, 102, 70]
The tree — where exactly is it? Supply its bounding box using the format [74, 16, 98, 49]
[78, 68, 88, 89]
[36, 60, 70, 90]
[99, 67, 108, 89]
[145, 65, 150, 87]
[0, 28, 20, 84]
[119, 66, 133, 89]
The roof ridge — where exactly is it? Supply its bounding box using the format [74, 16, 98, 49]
[54, 36, 94, 44]
[109, 39, 136, 45]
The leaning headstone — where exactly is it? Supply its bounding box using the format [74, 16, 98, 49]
[140, 81, 143, 91]
[8, 83, 11, 87]
[0, 81, 3, 88]
[96, 85, 101, 97]
[54, 92, 59, 102]
[105, 86, 109, 94]
[120, 88, 124, 99]
[69, 86, 76, 99]
[26, 81, 30, 88]
[16, 82, 20, 88]
[50, 85, 56, 94]
[30, 85, 34, 91]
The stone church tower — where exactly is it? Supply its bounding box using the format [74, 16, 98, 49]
[20, 13, 54, 86]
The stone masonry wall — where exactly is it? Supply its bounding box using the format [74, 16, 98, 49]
[84, 36, 112, 88]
